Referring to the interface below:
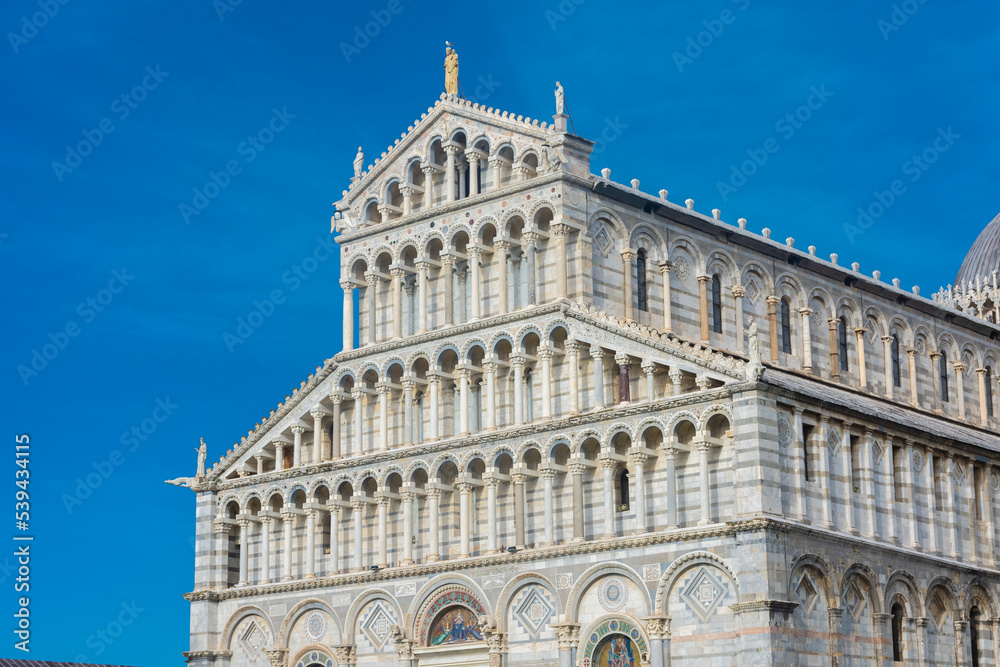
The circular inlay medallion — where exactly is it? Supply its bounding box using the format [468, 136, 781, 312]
[598, 576, 629, 612]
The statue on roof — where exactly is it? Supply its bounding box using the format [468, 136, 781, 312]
[539, 143, 566, 174]
[196, 437, 207, 478]
[353, 146, 364, 181]
[555, 81, 565, 115]
[444, 45, 459, 96]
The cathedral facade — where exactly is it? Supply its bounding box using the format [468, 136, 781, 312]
[182, 91, 1000, 666]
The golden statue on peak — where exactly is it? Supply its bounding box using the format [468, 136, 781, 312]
[444, 43, 459, 95]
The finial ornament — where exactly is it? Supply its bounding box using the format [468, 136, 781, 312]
[196, 437, 207, 478]
[555, 81, 565, 115]
[444, 45, 459, 95]
[352, 146, 364, 181]
[746, 316, 764, 381]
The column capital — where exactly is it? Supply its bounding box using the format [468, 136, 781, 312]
[696, 274, 711, 284]
[591, 347, 606, 360]
[799, 307, 813, 316]
[853, 327, 866, 336]
[329, 393, 344, 405]
[620, 248, 637, 262]
[213, 518, 231, 534]
[340, 279, 355, 291]
[907, 347, 917, 357]
[615, 351, 630, 365]
[280, 510, 297, 521]
[468, 245, 482, 260]
[399, 184, 415, 196]
[954, 362, 966, 372]
[351, 387, 364, 399]
[440, 253, 456, 267]
[376, 495, 391, 507]
[483, 361, 498, 374]
[539, 467, 556, 480]
[365, 271, 379, 287]
[376, 383, 390, 395]
[350, 499, 365, 511]
[458, 482, 474, 493]
[420, 164, 436, 175]
[523, 230, 540, 245]
[569, 462, 586, 475]
[442, 143, 462, 156]
[427, 374, 441, 386]
[565, 340, 580, 354]
[551, 222, 570, 237]
[641, 361, 656, 374]
[511, 473, 527, 485]
[828, 318, 840, 330]
[400, 491, 415, 503]
[309, 408, 325, 420]
[642, 616, 671, 639]
[415, 259, 432, 271]
[976, 367, 988, 376]
[291, 425, 306, 435]
[658, 261, 672, 274]
[538, 348, 554, 361]
[598, 457, 618, 471]
[510, 355, 526, 368]
[483, 474, 501, 488]
[881, 335, 894, 344]
[766, 295, 780, 307]
[628, 451, 648, 466]
[425, 487, 441, 500]
[494, 239, 510, 252]
[390, 267, 405, 278]
[731, 285, 746, 298]
[401, 378, 416, 390]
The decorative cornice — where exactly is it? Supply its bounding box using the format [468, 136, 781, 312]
[729, 600, 799, 613]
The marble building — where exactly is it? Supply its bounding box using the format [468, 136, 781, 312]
[180, 87, 1000, 666]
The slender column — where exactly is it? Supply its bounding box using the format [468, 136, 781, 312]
[274, 442, 284, 472]
[376, 497, 389, 568]
[792, 408, 807, 523]
[329, 508, 340, 574]
[311, 410, 324, 465]
[697, 275, 710, 341]
[916, 618, 929, 666]
[330, 397, 342, 460]
[485, 476, 499, 553]
[882, 336, 894, 398]
[391, 268, 404, 339]
[539, 349, 554, 419]
[512, 357, 525, 425]
[828, 319, 841, 379]
[621, 249, 636, 321]
[281, 511, 294, 580]
[840, 425, 857, 535]
[946, 453, 959, 558]
[456, 161, 467, 199]
[907, 349, 919, 406]
[403, 280, 415, 336]
[466, 153, 480, 196]
[483, 362, 497, 430]
[304, 509, 317, 578]
[422, 165, 436, 208]
[630, 452, 648, 533]
[427, 375, 440, 441]
[570, 462, 585, 542]
[616, 352, 630, 403]
[341, 281, 355, 352]
[237, 519, 249, 586]
[977, 368, 989, 424]
[855, 328, 868, 389]
[926, 449, 940, 554]
[524, 232, 538, 307]
[401, 380, 415, 446]
[659, 262, 672, 331]
[954, 364, 967, 420]
[469, 247, 482, 320]
[400, 185, 414, 216]
[441, 255, 455, 327]
[669, 368, 683, 395]
[495, 241, 509, 315]
[600, 458, 616, 539]
[456, 483, 472, 558]
[400, 492, 414, 566]
[426, 488, 441, 562]
[862, 429, 877, 537]
[664, 446, 678, 528]
[800, 308, 814, 372]
[905, 441, 920, 550]
[642, 361, 656, 402]
[365, 272, 378, 345]
[697, 442, 712, 525]
[967, 457, 978, 563]
[984, 463, 997, 566]
[732, 286, 746, 351]
[817, 416, 834, 529]
[885, 439, 898, 544]
[488, 156, 503, 189]
[766, 296, 780, 361]
[566, 342, 580, 414]
[592, 349, 606, 409]
[350, 501, 363, 571]
[444, 145, 458, 202]
[255, 454, 264, 476]
[513, 474, 527, 549]
[291, 426, 304, 468]
[259, 517, 271, 584]
[540, 468, 556, 547]
[416, 261, 429, 333]
[930, 351, 942, 410]
[351, 389, 364, 456]
[553, 224, 569, 298]
[458, 369, 471, 435]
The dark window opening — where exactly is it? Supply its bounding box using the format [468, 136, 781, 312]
[986, 367, 994, 417]
[939, 352, 949, 402]
[636, 250, 648, 312]
[970, 606, 982, 667]
[780, 298, 792, 354]
[618, 468, 630, 510]
[891, 335, 901, 387]
[838, 316, 850, 371]
[891, 602, 904, 662]
[711, 274, 722, 334]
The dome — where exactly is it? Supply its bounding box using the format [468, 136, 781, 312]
[956, 212, 1000, 287]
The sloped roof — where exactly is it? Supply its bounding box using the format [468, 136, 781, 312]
[0, 660, 139, 667]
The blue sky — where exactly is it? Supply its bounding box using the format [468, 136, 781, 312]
[3, 0, 998, 663]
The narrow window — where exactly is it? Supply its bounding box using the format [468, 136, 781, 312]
[802, 423, 814, 482]
[891, 602, 904, 661]
[780, 298, 792, 354]
[970, 606, 982, 667]
[618, 468, 630, 510]
[711, 274, 723, 333]
[891, 335, 901, 387]
[850, 435, 861, 493]
[892, 445, 904, 501]
[838, 316, 850, 371]
[939, 351, 949, 402]
[973, 466, 982, 521]
[986, 367, 994, 417]
[636, 250, 648, 312]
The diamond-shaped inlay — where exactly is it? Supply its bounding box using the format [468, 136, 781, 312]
[360, 601, 395, 651]
[793, 573, 818, 614]
[928, 592, 949, 629]
[842, 581, 869, 623]
[679, 567, 729, 622]
[745, 277, 760, 304]
[827, 428, 841, 454]
[593, 225, 613, 257]
[240, 621, 266, 660]
[871, 437, 884, 464]
[953, 462, 966, 485]
[513, 586, 556, 638]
